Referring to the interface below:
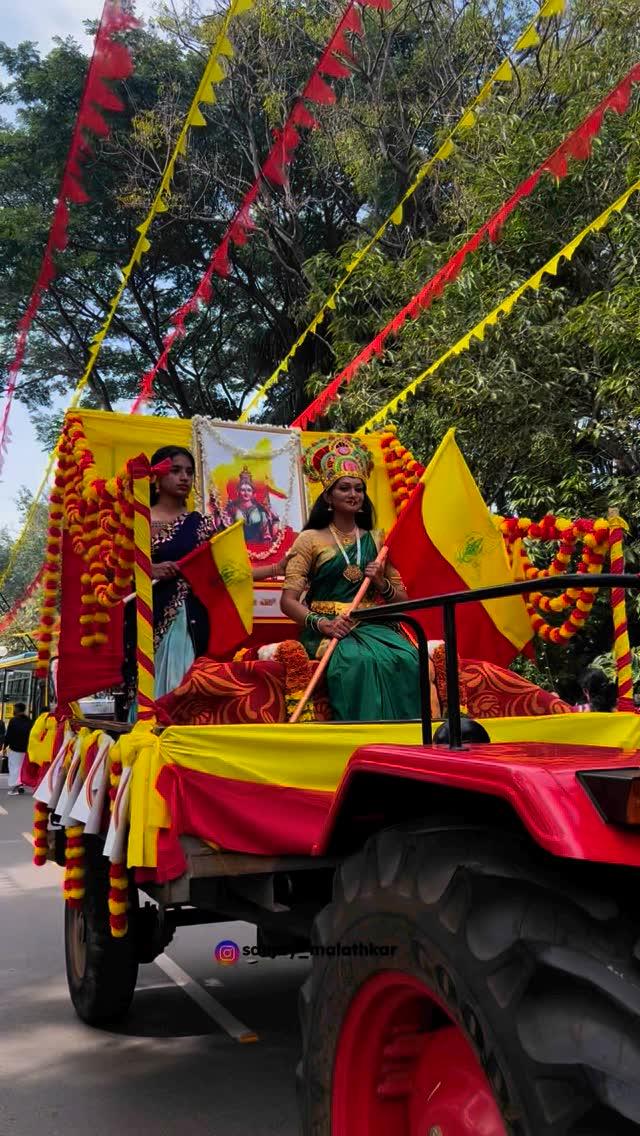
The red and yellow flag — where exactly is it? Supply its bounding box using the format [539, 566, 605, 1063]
[386, 430, 532, 665]
[178, 521, 253, 659]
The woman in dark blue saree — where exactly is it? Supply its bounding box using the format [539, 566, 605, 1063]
[123, 444, 286, 717]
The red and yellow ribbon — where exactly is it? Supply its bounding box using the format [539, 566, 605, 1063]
[239, 0, 569, 422]
[359, 177, 640, 432]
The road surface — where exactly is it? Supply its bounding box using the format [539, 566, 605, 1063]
[0, 778, 307, 1136]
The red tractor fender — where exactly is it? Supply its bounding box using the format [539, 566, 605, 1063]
[313, 740, 640, 866]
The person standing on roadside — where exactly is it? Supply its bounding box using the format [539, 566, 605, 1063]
[5, 703, 32, 796]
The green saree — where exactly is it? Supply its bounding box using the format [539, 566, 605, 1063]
[300, 531, 420, 721]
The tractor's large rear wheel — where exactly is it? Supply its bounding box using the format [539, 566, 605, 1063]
[65, 838, 139, 1026]
[298, 827, 640, 1135]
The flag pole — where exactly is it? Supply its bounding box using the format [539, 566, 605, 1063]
[289, 545, 388, 723]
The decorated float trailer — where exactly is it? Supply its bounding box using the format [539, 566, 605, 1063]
[27, 408, 640, 1136]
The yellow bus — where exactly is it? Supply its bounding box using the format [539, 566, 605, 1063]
[0, 650, 43, 724]
[0, 651, 116, 726]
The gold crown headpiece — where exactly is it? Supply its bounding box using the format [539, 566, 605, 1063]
[302, 435, 373, 491]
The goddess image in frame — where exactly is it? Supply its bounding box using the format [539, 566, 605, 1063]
[195, 421, 305, 571]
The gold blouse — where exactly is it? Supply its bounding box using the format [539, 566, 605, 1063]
[283, 528, 404, 598]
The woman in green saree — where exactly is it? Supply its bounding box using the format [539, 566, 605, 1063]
[281, 436, 420, 721]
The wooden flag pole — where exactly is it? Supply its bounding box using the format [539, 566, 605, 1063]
[289, 545, 388, 723]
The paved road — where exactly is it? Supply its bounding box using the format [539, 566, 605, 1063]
[0, 778, 307, 1136]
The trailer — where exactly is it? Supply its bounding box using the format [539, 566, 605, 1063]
[29, 409, 640, 1135]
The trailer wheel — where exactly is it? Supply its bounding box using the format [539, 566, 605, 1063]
[299, 827, 640, 1135]
[65, 839, 139, 1026]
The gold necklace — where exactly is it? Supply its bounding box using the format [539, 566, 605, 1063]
[330, 524, 363, 583]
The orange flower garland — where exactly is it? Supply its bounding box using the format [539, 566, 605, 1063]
[107, 751, 129, 938]
[277, 640, 317, 721]
[32, 801, 49, 867]
[36, 415, 140, 676]
[380, 428, 425, 512]
[499, 514, 611, 645]
[63, 824, 85, 907]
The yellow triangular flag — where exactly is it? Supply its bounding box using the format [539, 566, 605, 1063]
[136, 222, 150, 236]
[494, 60, 513, 82]
[209, 60, 227, 83]
[529, 270, 545, 289]
[154, 197, 168, 214]
[232, 0, 254, 12]
[545, 254, 561, 277]
[515, 25, 540, 51]
[199, 82, 217, 105]
[326, 296, 337, 310]
[458, 110, 476, 131]
[218, 36, 234, 57]
[177, 134, 188, 156]
[561, 236, 582, 259]
[190, 106, 208, 128]
[540, 0, 565, 16]
[475, 83, 493, 105]
[390, 205, 403, 225]
[434, 138, 455, 161]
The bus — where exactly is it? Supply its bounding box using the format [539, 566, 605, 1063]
[0, 651, 116, 726]
[0, 651, 43, 724]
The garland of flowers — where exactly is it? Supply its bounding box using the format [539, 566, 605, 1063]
[499, 514, 611, 645]
[36, 414, 139, 677]
[277, 640, 318, 721]
[379, 428, 425, 512]
[63, 825, 85, 908]
[107, 750, 129, 938]
[32, 802, 49, 867]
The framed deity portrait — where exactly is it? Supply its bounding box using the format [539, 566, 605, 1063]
[192, 418, 307, 571]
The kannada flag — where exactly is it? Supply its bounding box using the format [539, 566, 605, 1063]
[178, 521, 253, 659]
[386, 429, 532, 665]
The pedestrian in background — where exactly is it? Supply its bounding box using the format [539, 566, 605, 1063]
[574, 667, 617, 713]
[5, 703, 32, 796]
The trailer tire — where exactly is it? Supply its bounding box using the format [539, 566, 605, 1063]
[65, 838, 139, 1026]
[298, 826, 640, 1135]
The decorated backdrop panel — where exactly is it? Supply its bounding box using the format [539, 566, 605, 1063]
[193, 418, 306, 570]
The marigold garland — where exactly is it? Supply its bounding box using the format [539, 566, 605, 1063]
[32, 801, 49, 867]
[499, 514, 612, 645]
[36, 414, 143, 677]
[63, 824, 85, 908]
[276, 640, 318, 721]
[380, 428, 425, 513]
[107, 751, 129, 938]
[108, 862, 129, 938]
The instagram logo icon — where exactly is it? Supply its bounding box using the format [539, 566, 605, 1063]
[214, 939, 241, 966]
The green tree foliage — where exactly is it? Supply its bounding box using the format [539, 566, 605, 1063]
[0, 491, 48, 653]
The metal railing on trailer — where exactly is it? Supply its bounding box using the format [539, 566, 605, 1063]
[353, 573, 640, 748]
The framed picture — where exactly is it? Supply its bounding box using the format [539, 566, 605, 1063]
[192, 418, 307, 571]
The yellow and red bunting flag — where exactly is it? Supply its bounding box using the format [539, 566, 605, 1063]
[178, 521, 253, 658]
[385, 429, 532, 666]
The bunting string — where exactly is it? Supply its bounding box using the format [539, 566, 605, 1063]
[0, 0, 138, 473]
[292, 63, 640, 427]
[357, 176, 640, 432]
[238, 0, 569, 422]
[130, 0, 391, 413]
[76, 0, 255, 402]
[0, 565, 45, 637]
